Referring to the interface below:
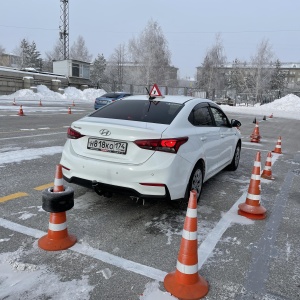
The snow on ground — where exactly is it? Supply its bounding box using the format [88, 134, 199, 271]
[0, 89, 300, 299]
[220, 93, 300, 120]
[0, 85, 106, 102]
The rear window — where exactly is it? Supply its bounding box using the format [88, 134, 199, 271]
[89, 100, 183, 125]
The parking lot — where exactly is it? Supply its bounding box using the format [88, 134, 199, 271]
[0, 99, 299, 300]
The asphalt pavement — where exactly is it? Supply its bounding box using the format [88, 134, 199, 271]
[0, 100, 299, 300]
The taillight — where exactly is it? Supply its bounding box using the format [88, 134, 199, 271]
[67, 127, 85, 139]
[134, 137, 188, 153]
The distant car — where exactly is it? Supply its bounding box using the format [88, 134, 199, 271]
[94, 92, 131, 110]
[60, 94, 242, 204]
[215, 97, 235, 106]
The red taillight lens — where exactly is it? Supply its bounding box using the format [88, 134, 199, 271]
[67, 127, 85, 139]
[134, 137, 188, 153]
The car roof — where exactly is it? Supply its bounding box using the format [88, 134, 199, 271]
[122, 94, 214, 105]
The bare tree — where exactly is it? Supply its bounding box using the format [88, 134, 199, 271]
[128, 19, 171, 85]
[250, 38, 274, 101]
[106, 44, 127, 90]
[197, 34, 226, 99]
[0, 45, 5, 65]
[44, 39, 64, 72]
[70, 35, 92, 62]
[0, 45, 4, 54]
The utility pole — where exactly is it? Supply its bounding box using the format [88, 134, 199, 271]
[59, 0, 69, 60]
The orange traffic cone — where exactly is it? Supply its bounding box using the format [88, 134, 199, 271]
[53, 164, 64, 192]
[250, 122, 261, 143]
[238, 152, 267, 220]
[39, 100, 42, 106]
[13, 98, 16, 106]
[68, 106, 72, 114]
[72, 100, 75, 106]
[38, 211, 77, 251]
[18, 105, 25, 116]
[38, 165, 76, 251]
[272, 136, 282, 154]
[261, 152, 274, 180]
[164, 190, 209, 300]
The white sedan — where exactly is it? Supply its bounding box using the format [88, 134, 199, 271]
[60, 94, 241, 203]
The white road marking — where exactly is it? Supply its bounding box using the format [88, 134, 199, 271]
[0, 217, 167, 281]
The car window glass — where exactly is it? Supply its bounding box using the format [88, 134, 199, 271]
[90, 100, 183, 125]
[189, 106, 213, 126]
[210, 107, 229, 127]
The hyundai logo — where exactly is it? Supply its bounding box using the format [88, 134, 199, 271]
[99, 129, 111, 136]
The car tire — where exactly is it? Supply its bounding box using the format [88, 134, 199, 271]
[227, 142, 241, 171]
[42, 186, 74, 212]
[171, 163, 203, 209]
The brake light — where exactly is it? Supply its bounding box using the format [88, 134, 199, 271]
[134, 137, 188, 153]
[67, 127, 85, 139]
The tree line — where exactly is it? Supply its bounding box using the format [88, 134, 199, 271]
[0, 19, 287, 99]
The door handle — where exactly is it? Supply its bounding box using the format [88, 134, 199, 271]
[200, 137, 207, 141]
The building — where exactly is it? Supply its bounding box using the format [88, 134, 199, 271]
[0, 53, 21, 68]
[53, 59, 92, 89]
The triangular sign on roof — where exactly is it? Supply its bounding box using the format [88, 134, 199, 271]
[149, 84, 164, 98]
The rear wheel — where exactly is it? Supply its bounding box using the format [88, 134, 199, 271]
[188, 163, 203, 201]
[227, 142, 241, 171]
[172, 162, 203, 209]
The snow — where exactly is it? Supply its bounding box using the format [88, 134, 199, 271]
[0, 84, 106, 102]
[0, 89, 300, 299]
[219, 94, 300, 120]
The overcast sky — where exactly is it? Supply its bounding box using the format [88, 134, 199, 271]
[1, 0, 300, 78]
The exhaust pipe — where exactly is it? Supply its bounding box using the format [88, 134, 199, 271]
[92, 181, 113, 198]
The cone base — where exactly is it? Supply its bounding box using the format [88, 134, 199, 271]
[164, 272, 209, 300]
[238, 209, 266, 220]
[250, 139, 260, 143]
[38, 234, 77, 251]
[261, 173, 274, 180]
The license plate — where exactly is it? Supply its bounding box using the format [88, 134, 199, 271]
[87, 138, 127, 155]
[99, 100, 108, 104]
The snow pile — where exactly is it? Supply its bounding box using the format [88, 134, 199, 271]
[0, 85, 106, 102]
[220, 93, 300, 120]
[260, 94, 300, 111]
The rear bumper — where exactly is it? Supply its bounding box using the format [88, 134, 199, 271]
[63, 175, 171, 200]
[60, 140, 192, 200]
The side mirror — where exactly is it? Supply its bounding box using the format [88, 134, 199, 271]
[231, 119, 241, 127]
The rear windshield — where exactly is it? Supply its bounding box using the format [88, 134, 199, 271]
[89, 100, 183, 125]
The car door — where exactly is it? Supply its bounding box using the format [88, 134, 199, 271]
[189, 103, 221, 179]
[209, 104, 237, 168]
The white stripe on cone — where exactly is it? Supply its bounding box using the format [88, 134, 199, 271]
[176, 260, 198, 274]
[49, 222, 67, 231]
[186, 208, 197, 218]
[54, 178, 64, 186]
[182, 229, 197, 240]
[246, 193, 261, 201]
